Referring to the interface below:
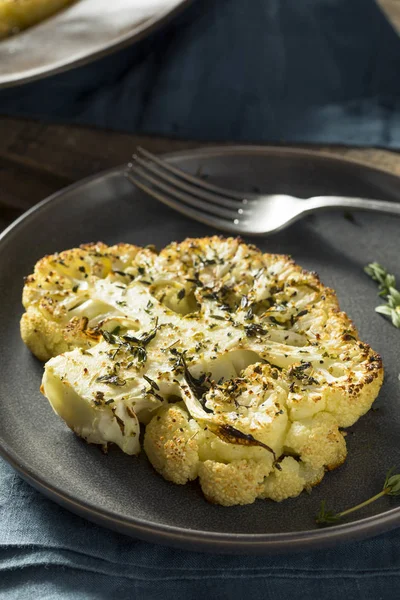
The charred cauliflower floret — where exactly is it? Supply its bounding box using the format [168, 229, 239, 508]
[261, 456, 324, 502]
[143, 364, 340, 506]
[21, 242, 156, 360]
[21, 237, 383, 506]
[144, 403, 204, 485]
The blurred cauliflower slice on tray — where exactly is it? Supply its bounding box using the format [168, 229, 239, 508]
[21, 236, 383, 506]
[0, 0, 76, 39]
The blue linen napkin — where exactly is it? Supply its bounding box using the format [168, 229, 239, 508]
[1, 457, 400, 600]
[1, 0, 400, 147]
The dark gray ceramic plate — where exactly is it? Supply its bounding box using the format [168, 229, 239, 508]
[1, 147, 400, 554]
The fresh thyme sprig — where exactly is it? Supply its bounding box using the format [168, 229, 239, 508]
[364, 262, 400, 328]
[316, 468, 400, 526]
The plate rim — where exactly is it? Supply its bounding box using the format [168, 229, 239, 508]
[0, 0, 194, 88]
[1, 144, 400, 553]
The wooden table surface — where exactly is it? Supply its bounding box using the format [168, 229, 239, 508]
[1, 116, 400, 234]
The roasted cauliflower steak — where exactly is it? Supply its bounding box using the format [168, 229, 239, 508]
[21, 237, 383, 506]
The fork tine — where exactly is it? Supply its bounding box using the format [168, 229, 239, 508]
[132, 154, 248, 211]
[125, 171, 244, 234]
[136, 147, 248, 202]
[128, 164, 243, 220]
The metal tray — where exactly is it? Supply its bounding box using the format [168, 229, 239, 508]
[0, 0, 191, 87]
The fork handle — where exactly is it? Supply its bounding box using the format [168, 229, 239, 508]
[307, 196, 400, 216]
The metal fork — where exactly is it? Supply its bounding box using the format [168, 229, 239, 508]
[125, 147, 400, 235]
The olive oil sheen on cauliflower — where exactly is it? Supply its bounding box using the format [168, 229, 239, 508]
[21, 237, 383, 506]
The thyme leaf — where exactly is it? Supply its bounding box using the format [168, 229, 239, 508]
[123, 325, 159, 347]
[101, 324, 159, 366]
[132, 346, 147, 364]
[245, 307, 254, 321]
[177, 288, 186, 302]
[209, 424, 276, 461]
[96, 374, 126, 386]
[143, 375, 160, 391]
[102, 330, 118, 344]
[316, 468, 400, 525]
[315, 500, 341, 525]
[186, 275, 203, 288]
[112, 270, 134, 280]
[174, 350, 212, 413]
[365, 262, 400, 328]
[244, 324, 267, 338]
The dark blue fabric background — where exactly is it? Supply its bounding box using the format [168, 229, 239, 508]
[2, 1, 400, 597]
[1, 458, 400, 600]
[1, 0, 400, 146]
